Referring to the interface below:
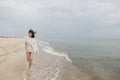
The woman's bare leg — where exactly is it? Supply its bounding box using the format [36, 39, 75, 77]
[26, 52, 30, 62]
[26, 52, 33, 70]
[29, 52, 33, 70]
[26, 52, 31, 80]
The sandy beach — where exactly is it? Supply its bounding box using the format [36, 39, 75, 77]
[0, 37, 91, 80]
[0, 38, 26, 80]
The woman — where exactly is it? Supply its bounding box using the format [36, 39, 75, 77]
[25, 29, 39, 71]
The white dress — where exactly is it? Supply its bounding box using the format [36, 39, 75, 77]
[25, 36, 39, 53]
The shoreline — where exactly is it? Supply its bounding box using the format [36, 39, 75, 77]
[0, 37, 90, 80]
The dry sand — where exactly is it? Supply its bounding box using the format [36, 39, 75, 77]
[0, 38, 26, 80]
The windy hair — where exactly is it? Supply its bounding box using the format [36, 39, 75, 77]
[28, 29, 36, 38]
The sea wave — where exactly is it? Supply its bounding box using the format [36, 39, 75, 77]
[38, 40, 72, 62]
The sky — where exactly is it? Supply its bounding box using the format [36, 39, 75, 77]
[0, 0, 120, 39]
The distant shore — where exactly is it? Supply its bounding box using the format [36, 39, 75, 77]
[0, 36, 23, 38]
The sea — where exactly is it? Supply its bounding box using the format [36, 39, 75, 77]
[41, 39, 120, 80]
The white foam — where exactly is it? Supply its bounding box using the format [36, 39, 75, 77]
[38, 40, 72, 62]
[31, 58, 63, 80]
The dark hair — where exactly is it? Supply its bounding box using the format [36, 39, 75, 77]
[28, 29, 36, 38]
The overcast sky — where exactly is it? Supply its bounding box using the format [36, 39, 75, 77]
[0, 0, 120, 39]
